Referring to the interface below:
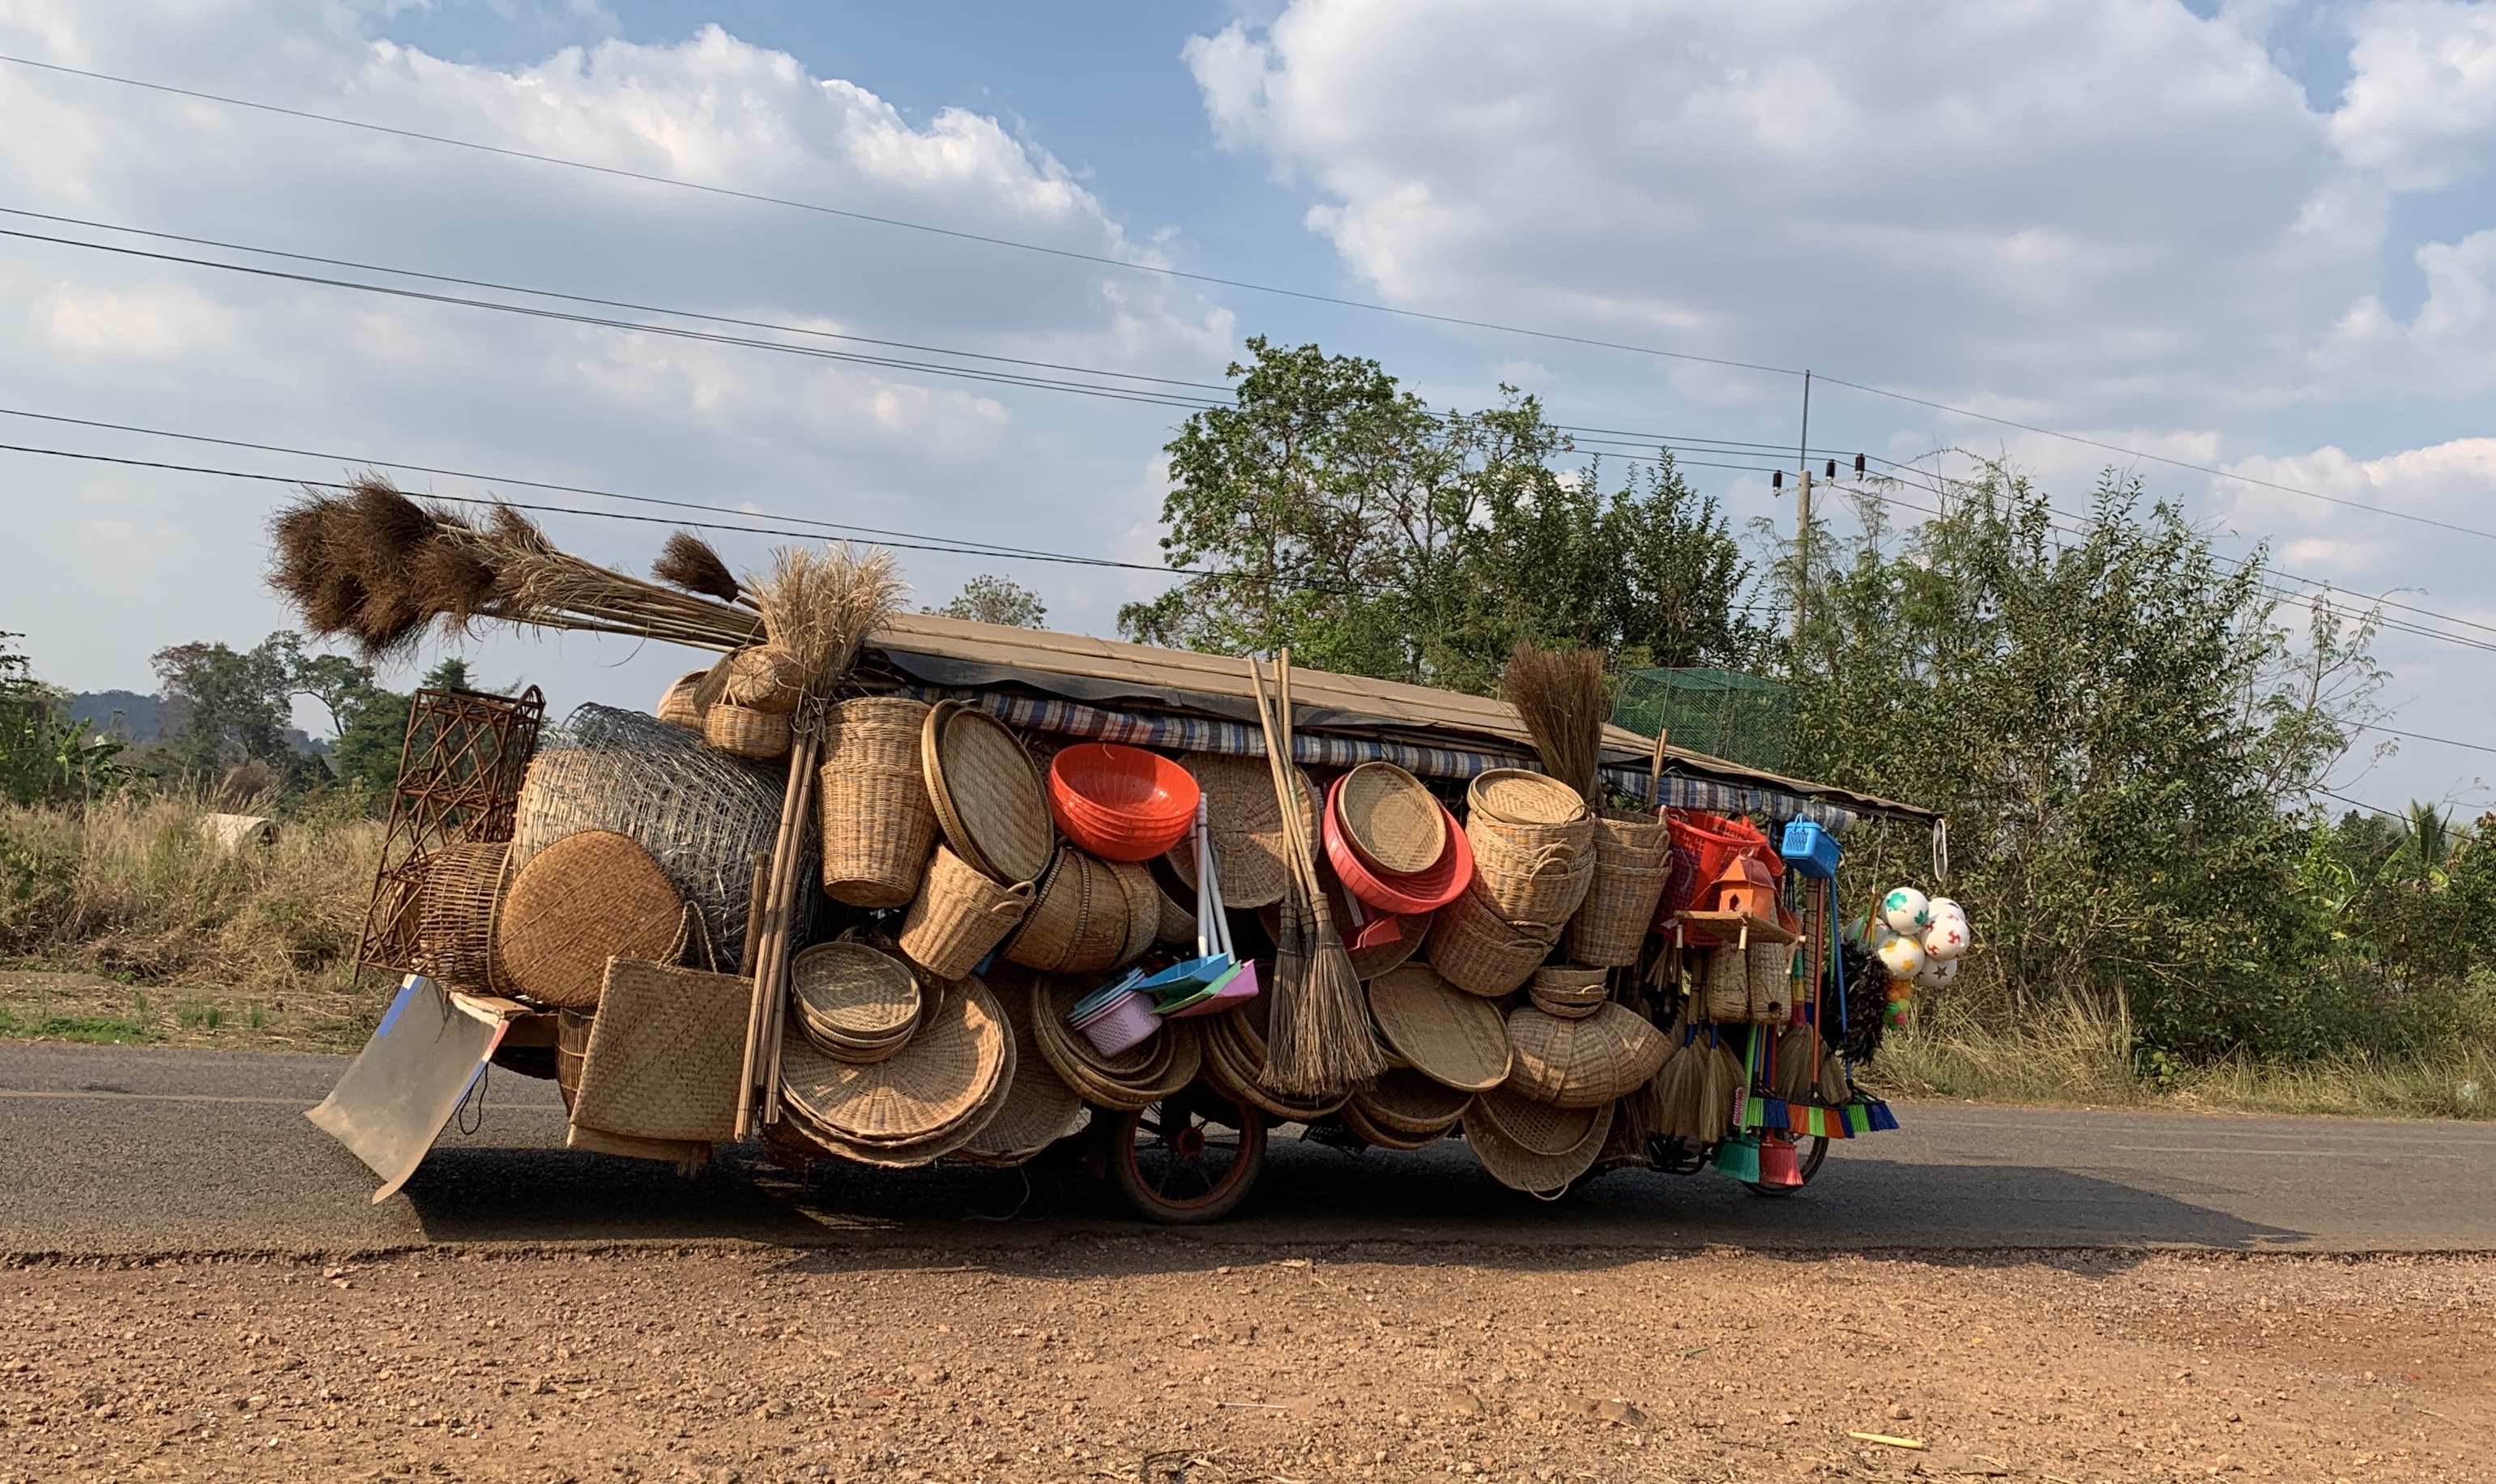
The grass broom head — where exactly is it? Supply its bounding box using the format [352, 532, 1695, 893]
[1503, 640, 1606, 803]
[1773, 1026, 1819, 1102]
[654, 530, 744, 604]
[749, 543, 906, 698]
[268, 476, 453, 660]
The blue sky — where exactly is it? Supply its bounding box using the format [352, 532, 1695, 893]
[4, 0, 2494, 812]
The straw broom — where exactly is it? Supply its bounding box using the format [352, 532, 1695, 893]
[1503, 641, 1606, 804]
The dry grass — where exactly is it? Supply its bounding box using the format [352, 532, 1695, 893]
[0, 795, 391, 1046]
[1870, 994, 2496, 1120]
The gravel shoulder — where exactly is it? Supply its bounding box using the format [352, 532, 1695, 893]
[3, 1246, 2489, 1484]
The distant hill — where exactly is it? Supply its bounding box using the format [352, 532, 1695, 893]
[67, 692, 322, 755]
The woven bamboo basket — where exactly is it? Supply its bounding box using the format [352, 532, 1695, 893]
[1338, 761, 1445, 876]
[1199, 1002, 1349, 1123]
[1504, 1001, 1672, 1109]
[1526, 965, 1609, 1020]
[819, 697, 939, 909]
[719, 644, 805, 715]
[703, 701, 791, 760]
[1466, 814, 1597, 925]
[898, 845, 1034, 981]
[1747, 939, 1794, 1025]
[1700, 945, 1749, 1022]
[656, 668, 709, 728]
[788, 941, 922, 1063]
[1422, 885, 1559, 996]
[495, 829, 687, 1008]
[1466, 769, 1589, 827]
[1367, 963, 1513, 1091]
[1473, 1083, 1605, 1156]
[1562, 817, 1673, 967]
[1463, 1097, 1613, 1195]
[555, 1007, 595, 1112]
[1164, 753, 1316, 910]
[408, 840, 508, 993]
[922, 702, 1055, 886]
[1003, 851, 1133, 973]
[1353, 1065, 1474, 1137]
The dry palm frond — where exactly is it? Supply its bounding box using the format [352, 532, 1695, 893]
[1503, 641, 1606, 803]
[748, 544, 907, 699]
[654, 530, 749, 606]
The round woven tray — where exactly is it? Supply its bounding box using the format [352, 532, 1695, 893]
[1504, 1001, 1671, 1109]
[1164, 753, 1316, 910]
[1473, 1083, 1603, 1156]
[923, 702, 1056, 885]
[1338, 762, 1444, 876]
[495, 829, 685, 1009]
[783, 986, 1017, 1170]
[779, 975, 1009, 1145]
[960, 965, 1088, 1162]
[1342, 1097, 1453, 1151]
[1029, 974, 1203, 1111]
[1366, 964, 1513, 1092]
[1200, 1002, 1348, 1123]
[1467, 769, 1589, 827]
[1354, 1065, 1474, 1136]
[1463, 1095, 1614, 1194]
[788, 941, 923, 1061]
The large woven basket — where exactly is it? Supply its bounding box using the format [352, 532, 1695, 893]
[495, 829, 686, 1008]
[898, 845, 1033, 981]
[1504, 1001, 1671, 1109]
[1367, 963, 1513, 1092]
[1467, 812, 1597, 925]
[570, 957, 749, 1143]
[1423, 885, 1560, 997]
[1527, 966, 1610, 1020]
[408, 840, 508, 994]
[922, 702, 1055, 886]
[703, 702, 791, 760]
[1562, 816, 1673, 967]
[1003, 850, 1133, 974]
[820, 697, 939, 909]
[719, 645, 804, 715]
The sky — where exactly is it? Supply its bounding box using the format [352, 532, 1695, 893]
[2, 0, 2494, 814]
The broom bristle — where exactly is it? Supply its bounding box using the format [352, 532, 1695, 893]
[1503, 641, 1606, 802]
[655, 531, 744, 603]
[749, 543, 907, 697]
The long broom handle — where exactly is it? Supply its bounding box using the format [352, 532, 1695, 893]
[759, 732, 822, 1125]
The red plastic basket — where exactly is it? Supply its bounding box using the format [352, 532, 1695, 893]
[1322, 774, 1473, 915]
[1047, 744, 1200, 862]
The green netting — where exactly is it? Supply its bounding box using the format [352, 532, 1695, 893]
[1611, 667, 1794, 774]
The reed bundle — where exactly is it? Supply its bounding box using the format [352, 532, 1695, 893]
[652, 531, 752, 608]
[1503, 641, 1606, 804]
[749, 544, 906, 701]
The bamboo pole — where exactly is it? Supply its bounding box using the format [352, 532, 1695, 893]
[736, 719, 814, 1141]
[759, 731, 822, 1126]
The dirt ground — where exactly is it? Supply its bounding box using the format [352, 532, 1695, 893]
[2, 1246, 2487, 1484]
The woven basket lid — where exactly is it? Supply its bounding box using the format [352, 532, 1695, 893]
[1367, 964, 1513, 1092]
[1468, 768, 1589, 827]
[780, 976, 1009, 1143]
[1338, 762, 1445, 876]
[962, 966, 1086, 1158]
[495, 829, 685, 1009]
[924, 702, 1056, 885]
[1474, 1083, 1603, 1156]
[789, 942, 923, 1051]
[1463, 1097, 1614, 1193]
[1165, 753, 1316, 910]
[1504, 1001, 1671, 1109]
[1356, 1066, 1474, 1136]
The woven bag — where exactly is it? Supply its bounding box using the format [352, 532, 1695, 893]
[1563, 817, 1673, 967]
[719, 645, 805, 715]
[1747, 939, 1794, 1025]
[819, 697, 940, 909]
[656, 668, 709, 728]
[703, 702, 792, 760]
[569, 957, 749, 1143]
[898, 845, 1034, 980]
[1003, 851, 1131, 973]
[1422, 884, 1559, 997]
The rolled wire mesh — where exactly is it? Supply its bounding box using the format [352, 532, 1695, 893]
[510, 703, 806, 972]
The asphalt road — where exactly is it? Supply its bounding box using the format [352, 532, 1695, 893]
[3, 1041, 2492, 1256]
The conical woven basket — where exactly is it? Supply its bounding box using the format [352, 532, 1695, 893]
[1004, 850, 1134, 974]
[495, 829, 685, 1008]
[1700, 944, 1749, 1022]
[703, 701, 791, 760]
[1504, 1001, 1671, 1109]
[719, 644, 805, 715]
[1367, 963, 1513, 1092]
[1562, 816, 1673, 967]
[819, 697, 939, 909]
[1462, 1095, 1613, 1194]
[1423, 885, 1560, 996]
[898, 845, 1033, 981]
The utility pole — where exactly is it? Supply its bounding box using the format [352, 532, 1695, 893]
[1795, 369, 1812, 643]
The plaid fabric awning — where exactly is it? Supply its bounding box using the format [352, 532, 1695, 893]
[898, 685, 1858, 831]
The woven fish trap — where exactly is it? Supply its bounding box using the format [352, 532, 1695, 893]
[719, 645, 805, 714]
[1504, 1001, 1672, 1109]
[656, 668, 709, 729]
[407, 840, 508, 993]
[1004, 851, 1134, 974]
[1462, 1095, 1613, 1195]
[1562, 817, 1674, 967]
[703, 702, 791, 760]
[898, 845, 1033, 981]
[510, 704, 795, 974]
[1466, 815, 1597, 925]
[820, 697, 939, 909]
[1747, 939, 1794, 1025]
[495, 829, 686, 1009]
[1423, 885, 1560, 997]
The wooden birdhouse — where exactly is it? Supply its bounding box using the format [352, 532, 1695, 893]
[1705, 855, 1778, 919]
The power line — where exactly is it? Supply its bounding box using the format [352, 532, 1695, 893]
[2348, 723, 2496, 758]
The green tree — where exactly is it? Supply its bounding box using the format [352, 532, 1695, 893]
[150, 638, 293, 775]
[933, 574, 1048, 629]
[0, 633, 127, 804]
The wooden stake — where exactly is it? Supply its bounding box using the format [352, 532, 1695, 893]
[736, 721, 815, 1141]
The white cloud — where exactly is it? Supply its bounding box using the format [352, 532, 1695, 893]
[2332, 0, 2496, 190]
[40, 282, 233, 357]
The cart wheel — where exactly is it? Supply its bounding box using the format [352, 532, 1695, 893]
[1106, 1091, 1266, 1225]
[1744, 1135, 1830, 1197]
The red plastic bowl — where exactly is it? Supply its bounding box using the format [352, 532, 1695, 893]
[1048, 744, 1201, 862]
[1324, 774, 1473, 914]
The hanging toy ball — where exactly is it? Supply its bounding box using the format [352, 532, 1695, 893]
[1929, 896, 1965, 923]
[1880, 887, 1932, 935]
[1876, 932, 1926, 979]
[1914, 953, 1961, 990]
[1922, 915, 1969, 961]
[1884, 978, 1914, 1027]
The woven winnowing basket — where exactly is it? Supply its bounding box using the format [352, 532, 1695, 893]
[1467, 813, 1597, 925]
[1338, 762, 1444, 876]
[1562, 817, 1673, 967]
[820, 697, 939, 910]
[924, 703, 1055, 887]
[1164, 753, 1316, 910]
[1003, 851, 1132, 973]
[1463, 1097, 1613, 1195]
[1367, 963, 1513, 1092]
[899, 845, 1033, 981]
[408, 840, 508, 993]
[1423, 885, 1559, 996]
[1504, 1002, 1672, 1109]
[570, 957, 749, 1144]
[703, 702, 792, 760]
[510, 704, 796, 974]
[1467, 769, 1588, 827]
[1474, 1083, 1604, 1156]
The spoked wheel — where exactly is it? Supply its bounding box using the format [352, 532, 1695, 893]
[1744, 1135, 1831, 1197]
[1106, 1088, 1267, 1225]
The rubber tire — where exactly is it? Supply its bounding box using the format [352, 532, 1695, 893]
[1744, 1135, 1831, 1197]
[1106, 1091, 1267, 1225]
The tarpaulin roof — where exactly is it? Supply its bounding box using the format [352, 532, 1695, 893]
[864, 613, 1939, 827]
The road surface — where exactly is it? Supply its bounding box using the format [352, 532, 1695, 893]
[3, 1041, 2490, 1256]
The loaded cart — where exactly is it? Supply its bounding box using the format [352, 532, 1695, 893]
[283, 485, 1943, 1222]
